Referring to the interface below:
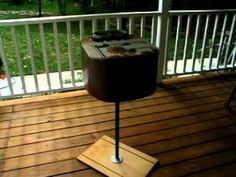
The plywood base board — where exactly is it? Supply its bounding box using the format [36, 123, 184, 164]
[77, 135, 158, 177]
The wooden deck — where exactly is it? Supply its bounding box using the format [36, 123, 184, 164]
[0, 72, 236, 177]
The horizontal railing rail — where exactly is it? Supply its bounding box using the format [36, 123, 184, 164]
[0, 11, 160, 99]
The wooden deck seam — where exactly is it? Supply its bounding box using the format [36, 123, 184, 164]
[135, 124, 236, 149]
[155, 150, 236, 174]
[1, 95, 232, 126]
[1, 122, 235, 162]
[181, 161, 236, 177]
[0, 73, 235, 177]
[0, 78, 234, 113]
[1, 128, 235, 174]
[152, 134, 236, 157]
[0, 103, 233, 143]
[155, 148, 236, 171]
[0, 116, 233, 158]
[0, 89, 231, 124]
[0, 102, 230, 134]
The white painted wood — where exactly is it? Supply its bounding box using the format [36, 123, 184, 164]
[117, 17, 122, 30]
[66, 20, 76, 87]
[0, 35, 14, 95]
[151, 15, 157, 45]
[183, 15, 191, 72]
[92, 19, 97, 33]
[169, 9, 236, 15]
[79, 20, 85, 40]
[208, 14, 219, 69]
[0, 11, 162, 27]
[1, 10, 235, 27]
[164, 16, 172, 76]
[216, 14, 228, 68]
[11, 26, 27, 94]
[140, 16, 145, 38]
[173, 15, 182, 74]
[129, 17, 134, 34]
[25, 24, 39, 92]
[224, 14, 235, 66]
[53, 22, 63, 88]
[233, 45, 236, 66]
[155, 0, 170, 82]
[200, 14, 210, 70]
[191, 15, 201, 71]
[39, 23, 51, 90]
[105, 18, 109, 30]
[0, 83, 84, 100]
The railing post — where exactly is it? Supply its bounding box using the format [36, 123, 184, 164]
[156, 0, 170, 83]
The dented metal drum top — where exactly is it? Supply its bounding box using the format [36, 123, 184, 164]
[81, 37, 158, 102]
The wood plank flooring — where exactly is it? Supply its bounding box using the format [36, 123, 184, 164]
[0, 72, 236, 177]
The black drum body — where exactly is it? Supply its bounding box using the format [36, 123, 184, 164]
[81, 34, 158, 102]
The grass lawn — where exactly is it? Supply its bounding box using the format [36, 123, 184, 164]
[0, 22, 83, 76]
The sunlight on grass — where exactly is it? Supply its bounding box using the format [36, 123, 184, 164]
[0, 23, 82, 77]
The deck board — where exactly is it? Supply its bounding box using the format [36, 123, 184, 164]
[0, 72, 236, 177]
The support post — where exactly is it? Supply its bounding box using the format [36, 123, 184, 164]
[156, 0, 170, 83]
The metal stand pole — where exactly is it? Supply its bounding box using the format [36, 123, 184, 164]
[111, 101, 123, 164]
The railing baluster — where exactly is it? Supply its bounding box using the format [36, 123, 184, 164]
[92, 19, 97, 33]
[25, 24, 39, 92]
[129, 17, 134, 34]
[164, 16, 172, 75]
[66, 20, 76, 87]
[192, 14, 201, 72]
[233, 45, 236, 66]
[224, 14, 235, 67]
[140, 16, 145, 38]
[117, 17, 122, 30]
[200, 14, 210, 70]
[216, 14, 228, 68]
[79, 20, 85, 40]
[209, 14, 219, 69]
[39, 23, 51, 90]
[11, 26, 26, 94]
[173, 15, 182, 74]
[151, 15, 157, 45]
[53, 22, 63, 89]
[105, 18, 110, 30]
[0, 35, 14, 95]
[183, 15, 192, 72]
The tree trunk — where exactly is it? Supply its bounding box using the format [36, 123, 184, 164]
[57, 0, 66, 15]
[38, 0, 42, 17]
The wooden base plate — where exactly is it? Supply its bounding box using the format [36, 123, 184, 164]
[77, 135, 158, 177]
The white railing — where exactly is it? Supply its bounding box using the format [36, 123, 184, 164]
[0, 7, 236, 99]
[0, 12, 160, 99]
[164, 9, 236, 76]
